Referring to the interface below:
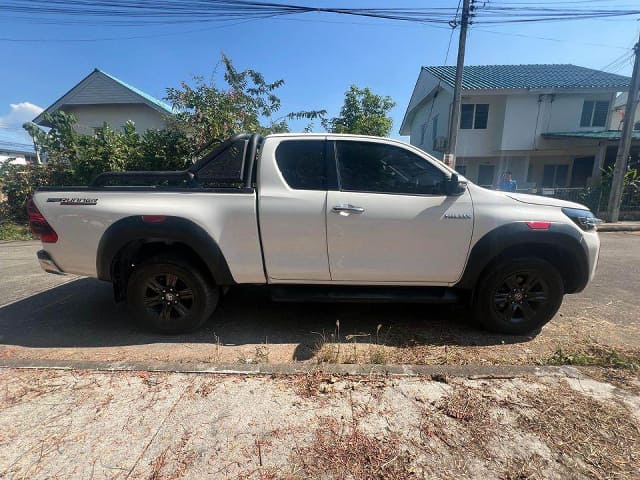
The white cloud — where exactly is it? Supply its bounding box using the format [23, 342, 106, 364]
[0, 102, 44, 128]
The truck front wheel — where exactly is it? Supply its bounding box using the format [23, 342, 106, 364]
[127, 257, 219, 334]
[473, 258, 564, 335]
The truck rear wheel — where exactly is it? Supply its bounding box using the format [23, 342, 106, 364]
[127, 257, 219, 334]
[473, 258, 563, 335]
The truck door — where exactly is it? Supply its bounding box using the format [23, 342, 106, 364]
[258, 138, 331, 281]
[326, 139, 474, 284]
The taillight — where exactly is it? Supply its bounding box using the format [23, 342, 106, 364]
[27, 197, 58, 243]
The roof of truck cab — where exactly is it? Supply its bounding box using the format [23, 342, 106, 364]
[268, 133, 385, 137]
[265, 132, 433, 146]
[263, 133, 456, 173]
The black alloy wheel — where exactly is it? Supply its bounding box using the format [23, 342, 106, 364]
[127, 257, 219, 334]
[474, 258, 563, 335]
[491, 271, 549, 324]
[143, 273, 195, 323]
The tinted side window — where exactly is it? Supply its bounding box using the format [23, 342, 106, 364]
[275, 140, 326, 190]
[335, 141, 446, 195]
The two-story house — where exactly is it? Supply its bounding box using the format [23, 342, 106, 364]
[33, 68, 173, 135]
[400, 64, 633, 190]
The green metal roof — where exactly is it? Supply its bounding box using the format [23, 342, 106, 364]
[423, 64, 631, 91]
[97, 69, 174, 114]
[542, 130, 640, 141]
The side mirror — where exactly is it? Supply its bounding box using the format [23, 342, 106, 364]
[445, 173, 466, 196]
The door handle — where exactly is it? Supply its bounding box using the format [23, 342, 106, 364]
[332, 204, 365, 214]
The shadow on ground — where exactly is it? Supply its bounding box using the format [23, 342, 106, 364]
[0, 278, 537, 361]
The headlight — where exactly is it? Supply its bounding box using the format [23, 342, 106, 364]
[562, 207, 602, 231]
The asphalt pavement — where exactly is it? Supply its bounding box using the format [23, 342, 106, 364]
[0, 233, 638, 365]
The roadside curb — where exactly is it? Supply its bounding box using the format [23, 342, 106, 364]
[598, 224, 640, 232]
[0, 358, 587, 379]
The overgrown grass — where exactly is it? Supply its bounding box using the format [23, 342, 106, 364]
[546, 344, 640, 370]
[313, 321, 393, 365]
[0, 221, 32, 241]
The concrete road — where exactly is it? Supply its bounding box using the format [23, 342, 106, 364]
[0, 233, 638, 365]
[2, 367, 639, 479]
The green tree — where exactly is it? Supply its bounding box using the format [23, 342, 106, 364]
[22, 113, 191, 183]
[323, 85, 395, 137]
[6, 53, 327, 222]
[165, 53, 325, 151]
[0, 161, 73, 222]
[23, 111, 80, 166]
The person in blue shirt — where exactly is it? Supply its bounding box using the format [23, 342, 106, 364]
[497, 171, 517, 192]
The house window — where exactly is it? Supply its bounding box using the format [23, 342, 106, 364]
[580, 100, 609, 127]
[460, 104, 489, 129]
[542, 164, 569, 188]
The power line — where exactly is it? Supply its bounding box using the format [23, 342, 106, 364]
[421, 0, 462, 150]
[472, 27, 629, 50]
[0, 0, 638, 46]
[0, 1, 638, 28]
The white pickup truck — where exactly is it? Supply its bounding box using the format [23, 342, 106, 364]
[29, 133, 601, 335]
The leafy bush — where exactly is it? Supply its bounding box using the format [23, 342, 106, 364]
[1, 113, 193, 221]
[0, 162, 73, 222]
[585, 165, 640, 213]
[0, 221, 32, 241]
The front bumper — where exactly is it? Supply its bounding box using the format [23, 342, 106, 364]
[581, 231, 600, 282]
[37, 250, 65, 275]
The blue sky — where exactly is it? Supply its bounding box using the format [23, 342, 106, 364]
[1, 0, 638, 141]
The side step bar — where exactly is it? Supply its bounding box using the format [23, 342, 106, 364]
[269, 285, 461, 304]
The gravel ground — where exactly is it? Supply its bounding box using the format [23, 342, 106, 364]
[0, 367, 639, 479]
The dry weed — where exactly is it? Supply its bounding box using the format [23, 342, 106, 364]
[517, 382, 640, 478]
[290, 417, 413, 479]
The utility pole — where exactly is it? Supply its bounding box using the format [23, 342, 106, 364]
[607, 34, 640, 222]
[445, 0, 472, 169]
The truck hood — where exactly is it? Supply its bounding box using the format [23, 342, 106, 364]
[505, 192, 587, 209]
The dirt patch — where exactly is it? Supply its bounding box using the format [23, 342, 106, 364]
[308, 316, 640, 371]
[516, 382, 640, 478]
[2, 368, 638, 479]
[290, 416, 413, 479]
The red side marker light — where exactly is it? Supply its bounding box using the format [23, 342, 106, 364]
[526, 221, 551, 230]
[142, 215, 166, 223]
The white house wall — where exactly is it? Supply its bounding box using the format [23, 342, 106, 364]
[456, 95, 506, 158]
[404, 70, 443, 124]
[0, 153, 29, 165]
[62, 104, 169, 134]
[501, 95, 545, 151]
[545, 92, 614, 133]
[408, 89, 452, 157]
[501, 92, 614, 151]
[608, 92, 640, 130]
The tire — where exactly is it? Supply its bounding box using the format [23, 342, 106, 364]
[126, 256, 219, 334]
[473, 258, 564, 335]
